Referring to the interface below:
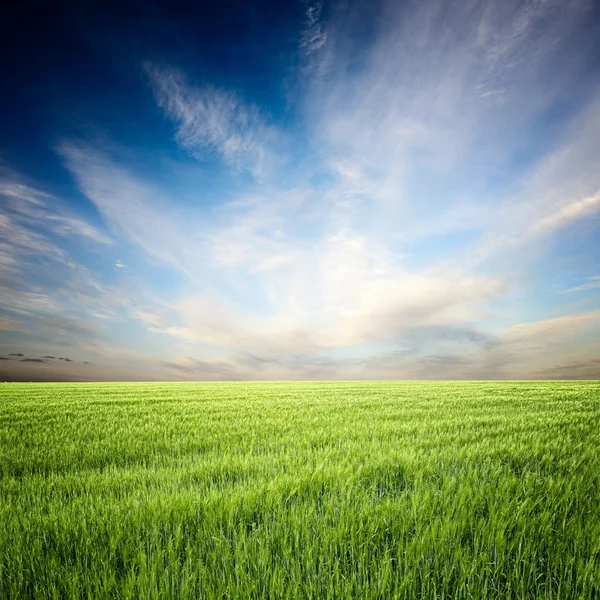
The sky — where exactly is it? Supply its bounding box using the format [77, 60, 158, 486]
[1, 0, 600, 381]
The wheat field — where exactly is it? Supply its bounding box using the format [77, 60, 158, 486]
[0, 381, 598, 599]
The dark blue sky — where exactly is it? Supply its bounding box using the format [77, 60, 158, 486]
[2, 0, 307, 177]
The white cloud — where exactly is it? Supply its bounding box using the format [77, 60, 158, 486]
[501, 311, 600, 345]
[353, 310, 600, 380]
[0, 169, 130, 352]
[526, 191, 600, 239]
[146, 310, 600, 381]
[301, 2, 327, 55]
[562, 275, 600, 293]
[303, 0, 598, 241]
[145, 64, 282, 180]
[0, 179, 113, 246]
[58, 141, 207, 278]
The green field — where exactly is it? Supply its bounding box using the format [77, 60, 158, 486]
[0, 381, 599, 599]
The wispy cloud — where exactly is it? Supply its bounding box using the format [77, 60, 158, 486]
[0, 167, 126, 365]
[0, 179, 112, 247]
[0, 316, 19, 331]
[526, 191, 600, 239]
[300, 2, 327, 56]
[57, 141, 206, 278]
[562, 275, 600, 293]
[145, 64, 282, 180]
[303, 0, 599, 242]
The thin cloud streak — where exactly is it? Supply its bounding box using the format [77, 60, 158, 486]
[146, 64, 282, 181]
[562, 276, 600, 293]
[301, 2, 327, 55]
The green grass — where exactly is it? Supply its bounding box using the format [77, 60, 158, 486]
[0, 381, 599, 599]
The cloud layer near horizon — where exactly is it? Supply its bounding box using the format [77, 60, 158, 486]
[1, 0, 600, 381]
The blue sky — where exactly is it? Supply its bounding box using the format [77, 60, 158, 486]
[1, 0, 600, 381]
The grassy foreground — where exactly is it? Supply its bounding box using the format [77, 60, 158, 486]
[0, 381, 598, 599]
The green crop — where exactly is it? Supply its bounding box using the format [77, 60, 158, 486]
[0, 381, 598, 599]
